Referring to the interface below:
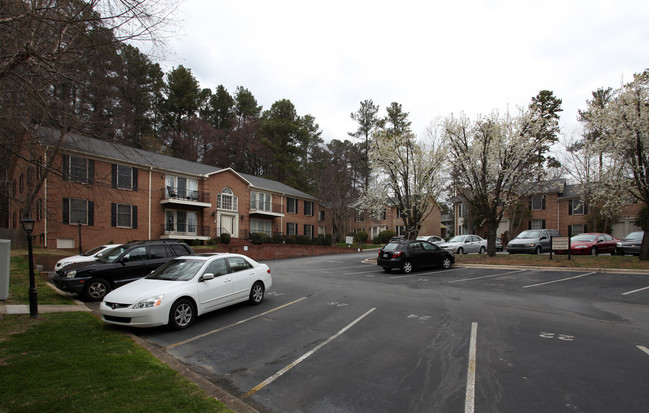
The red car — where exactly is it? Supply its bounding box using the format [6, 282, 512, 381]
[557, 233, 619, 255]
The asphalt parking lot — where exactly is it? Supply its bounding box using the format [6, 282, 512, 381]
[129, 251, 649, 413]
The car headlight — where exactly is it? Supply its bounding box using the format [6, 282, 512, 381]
[574, 245, 588, 249]
[133, 295, 164, 309]
[617, 242, 622, 247]
[65, 270, 76, 278]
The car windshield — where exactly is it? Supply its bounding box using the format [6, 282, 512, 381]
[382, 242, 405, 251]
[447, 236, 466, 243]
[97, 246, 128, 263]
[146, 259, 204, 281]
[623, 232, 644, 241]
[572, 234, 597, 242]
[81, 245, 107, 257]
[515, 230, 541, 239]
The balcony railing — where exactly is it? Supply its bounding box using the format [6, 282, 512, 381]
[160, 224, 210, 238]
[162, 186, 210, 203]
[249, 201, 284, 215]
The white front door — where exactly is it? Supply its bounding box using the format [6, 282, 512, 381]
[219, 213, 238, 238]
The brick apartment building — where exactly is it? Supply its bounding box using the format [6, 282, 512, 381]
[341, 201, 443, 241]
[454, 179, 643, 240]
[7, 128, 321, 249]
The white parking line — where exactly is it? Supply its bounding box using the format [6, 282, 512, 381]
[390, 267, 467, 279]
[165, 297, 307, 350]
[638, 345, 649, 356]
[522, 272, 596, 289]
[450, 269, 527, 283]
[465, 322, 478, 413]
[622, 285, 649, 296]
[242, 307, 377, 399]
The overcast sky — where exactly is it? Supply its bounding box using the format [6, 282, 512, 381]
[161, 0, 649, 142]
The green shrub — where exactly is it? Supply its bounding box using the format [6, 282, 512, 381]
[206, 237, 216, 246]
[220, 233, 231, 245]
[377, 230, 396, 244]
[353, 231, 368, 244]
[271, 234, 286, 244]
[250, 232, 269, 245]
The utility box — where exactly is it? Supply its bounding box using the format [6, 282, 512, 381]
[0, 239, 10, 300]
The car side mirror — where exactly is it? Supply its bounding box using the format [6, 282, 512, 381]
[201, 273, 215, 281]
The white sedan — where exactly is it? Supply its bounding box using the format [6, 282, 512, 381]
[54, 244, 119, 271]
[99, 253, 272, 330]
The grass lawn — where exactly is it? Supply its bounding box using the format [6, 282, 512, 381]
[455, 252, 649, 270]
[1, 254, 232, 413]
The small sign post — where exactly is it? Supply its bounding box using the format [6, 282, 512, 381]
[551, 236, 571, 260]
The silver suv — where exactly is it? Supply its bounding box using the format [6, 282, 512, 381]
[506, 229, 560, 254]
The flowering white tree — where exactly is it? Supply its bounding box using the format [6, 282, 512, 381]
[442, 109, 553, 256]
[581, 70, 649, 259]
[361, 129, 447, 240]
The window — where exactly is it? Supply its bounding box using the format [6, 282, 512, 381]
[319, 210, 326, 221]
[287, 197, 298, 214]
[287, 222, 298, 236]
[112, 165, 137, 190]
[569, 224, 587, 236]
[250, 191, 272, 211]
[19, 173, 24, 193]
[124, 246, 147, 261]
[165, 175, 198, 199]
[458, 204, 467, 218]
[251, 219, 272, 236]
[164, 210, 197, 234]
[530, 195, 545, 211]
[64, 155, 94, 184]
[149, 245, 170, 259]
[355, 210, 364, 222]
[217, 187, 238, 211]
[530, 219, 545, 230]
[111, 203, 138, 229]
[304, 224, 314, 238]
[304, 201, 314, 216]
[568, 199, 587, 215]
[205, 259, 228, 276]
[63, 198, 94, 225]
[226, 256, 253, 272]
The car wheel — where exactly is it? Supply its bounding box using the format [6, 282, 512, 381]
[610, 248, 616, 256]
[382, 267, 392, 273]
[83, 278, 111, 301]
[535, 246, 542, 255]
[401, 260, 413, 274]
[169, 298, 195, 330]
[249, 282, 265, 305]
[479, 246, 485, 254]
[590, 247, 598, 256]
[457, 247, 464, 254]
[441, 257, 452, 269]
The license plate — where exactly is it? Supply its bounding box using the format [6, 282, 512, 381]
[383, 253, 389, 258]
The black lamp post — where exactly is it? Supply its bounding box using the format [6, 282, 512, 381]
[20, 216, 38, 319]
[77, 219, 83, 254]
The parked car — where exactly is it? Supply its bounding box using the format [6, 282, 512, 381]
[439, 235, 487, 254]
[54, 244, 120, 271]
[377, 240, 454, 273]
[100, 253, 271, 329]
[555, 233, 619, 255]
[496, 238, 504, 252]
[53, 240, 194, 301]
[616, 231, 644, 256]
[416, 235, 445, 245]
[506, 229, 560, 254]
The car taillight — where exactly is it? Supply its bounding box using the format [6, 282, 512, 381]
[267, 269, 271, 274]
[393, 252, 402, 257]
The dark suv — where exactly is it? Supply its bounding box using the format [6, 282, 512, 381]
[377, 239, 454, 273]
[53, 240, 194, 301]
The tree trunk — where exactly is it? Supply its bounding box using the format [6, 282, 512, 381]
[640, 230, 649, 261]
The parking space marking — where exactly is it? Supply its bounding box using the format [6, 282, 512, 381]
[242, 307, 377, 399]
[165, 297, 308, 350]
[522, 272, 596, 289]
[465, 322, 478, 413]
[390, 267, 467, 279]
[344, 268, 385, 275]
[449, 269, 527, 283]
[622, 285, 649, 296]
[638, 346, 649, 356]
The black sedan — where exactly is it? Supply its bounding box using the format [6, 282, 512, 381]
[616, 231, 644, 256]
[377, 239, 454, 273]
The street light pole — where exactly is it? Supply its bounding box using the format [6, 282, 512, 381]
[20, 216, 38, 319]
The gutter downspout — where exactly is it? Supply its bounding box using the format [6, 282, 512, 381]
[148, 167, 152, 240]
[44, 150, 48, 248]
